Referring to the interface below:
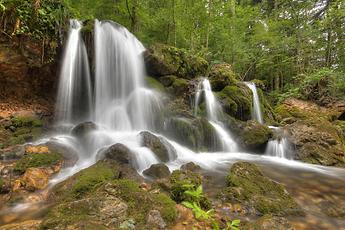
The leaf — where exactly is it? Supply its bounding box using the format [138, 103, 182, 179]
[182, 201, 194, 209]
[231, 219, 240, 226]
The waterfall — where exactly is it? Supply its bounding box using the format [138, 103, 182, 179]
[265, 126, 293, 159]
[94, 20, 161, 131]
[195, 79, 237, 152]
[55, 19, 92, 124]
[245, 82, 264, 124]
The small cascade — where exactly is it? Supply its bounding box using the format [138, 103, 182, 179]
[94, 20, 161, 131]
[195, 79, 237, 152]
[265, 126, 293, 159]
[55, 19, 92, 124]
[245, 82, 264, 124]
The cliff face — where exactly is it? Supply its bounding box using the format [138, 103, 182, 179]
[0, 36, 58, 101]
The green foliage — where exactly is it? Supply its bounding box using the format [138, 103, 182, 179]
[226, 219, 241, 230]
[4, 0, 69, 40]
[14, 152, 62, 174]
[182, 201, 214, 220]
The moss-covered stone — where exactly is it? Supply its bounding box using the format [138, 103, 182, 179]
[275, 98, 345, 166]
[224, 162, 303, 216]
[140, 131, 177, 162]
[238, 121, 272, 151]
[217, 84, 252, 121]
[159, 75, 177, 87]
[169, 78, 189, 95]
[163, 117, 221, 152]
[208, 63, 238, 91]
[145, 76, 166, 92]
[14, 152, 62, 174]
[69, 161, 119, 198]
[144, 43, 208, 79]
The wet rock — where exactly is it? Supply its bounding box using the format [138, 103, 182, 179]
[144, 43, 208, 79]
[224, 162, 303, 216]
[147, 209, 167, 230]
[163, 117, 221, 152]
[180, 162, 201, 172]
[217, 84, 253, 121]
[276, 98, 345, 166]
[22, 168, 50, 191]
[25, 145, 49, 154]
[71, 121, 97, 138]
[208, 63, 238, 91]
[237, 121, 272, 151]
[0, 145, 25, 160]
[144, 163, 171, 179]
[140, 131, 177, 162]
[97, 143, 133, 164]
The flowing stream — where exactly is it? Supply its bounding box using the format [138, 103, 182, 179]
[2, 20, 345, 229]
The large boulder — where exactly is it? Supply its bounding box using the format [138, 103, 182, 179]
[275, 98, 345, 166]
[22, 168, 50, 191]
[144, 44, 208, 79]
[237, 121, 272, 151]
[143, 163, 171, 179]
[217, 84, 253, 121]
[97, 143, 133, 165]
[41, 161, 177, 229]
[163, 117, 222, 152]
[71, 121, 97, 138]
[223, 162, 303, 216]
[208, 63, 238, 91]
[139, 131, 177, 162]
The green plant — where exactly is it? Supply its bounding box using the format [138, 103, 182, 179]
[226, 219, 241, 230]
[182, 201, 214, 220]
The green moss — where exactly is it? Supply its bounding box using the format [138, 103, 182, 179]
[145, 76, 166, 92]
[170, 170, 202, 203]
[0, 177, 3, 192]
[275, 105, 308, 120]
[10, 116, 43, 128]
[218, 85, 252, 121]
[14, 152, 62, 174]
[170, 78, 189, 95]
[239, 121, 272, 149]
[112, 179, 177, 226]
[70, 161, 119, 198]
[209, 63, 238, 91]
[225, 162, 302, 216]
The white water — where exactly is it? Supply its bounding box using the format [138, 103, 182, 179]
[265, 126, 293, 159]
[245, 82, 264, 124]
[55, 19, 92, 124]
[195, 79, 238, 152]
[94, 20, 161, 131]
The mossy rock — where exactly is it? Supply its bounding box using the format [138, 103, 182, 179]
[217, 84, 252, 121]
[224, 162, 303, 216]
[168, 78, 189, 95]
[163, 117, 221, 152]
[14, 152, 62, 174]
[208, 63, 238, 91]
[159, 75, 177, 87]
[42, 176, 177, 229]
[238, 121, 272, 151]
[69, 161, 119, 198]
[144, 43, 208, 79]
[140, 131, 177, 162]
[145, 76, 166, 92]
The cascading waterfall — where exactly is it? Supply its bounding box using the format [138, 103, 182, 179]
[55, 19, 92, 124]
[265, 126, 293, 159]
[195, 79, 237, 152]
[245, 82, 263, 124]
[94, 20, 161, 131]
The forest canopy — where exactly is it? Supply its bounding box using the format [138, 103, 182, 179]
[1, 0, 344, 97]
